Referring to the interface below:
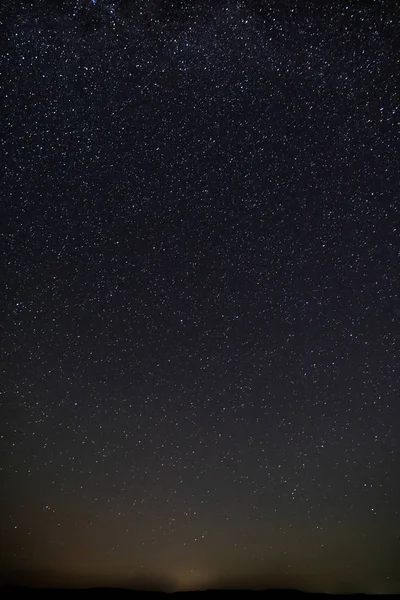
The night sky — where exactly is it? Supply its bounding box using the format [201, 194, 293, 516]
[1, 0, 400, 593]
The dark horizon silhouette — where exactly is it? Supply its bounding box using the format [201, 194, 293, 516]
[1, 564, 399, 595]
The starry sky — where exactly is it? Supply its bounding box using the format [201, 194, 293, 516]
[1, 0, 399, 593]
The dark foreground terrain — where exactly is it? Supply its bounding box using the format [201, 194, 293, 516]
[1, 588, 399, 598]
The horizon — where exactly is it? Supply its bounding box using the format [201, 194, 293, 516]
[1, 559, 399, 594]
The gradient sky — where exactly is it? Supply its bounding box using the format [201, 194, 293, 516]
[1, 0, 399, 593]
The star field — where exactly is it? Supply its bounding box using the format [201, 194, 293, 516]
[1, 0, 399, 593]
